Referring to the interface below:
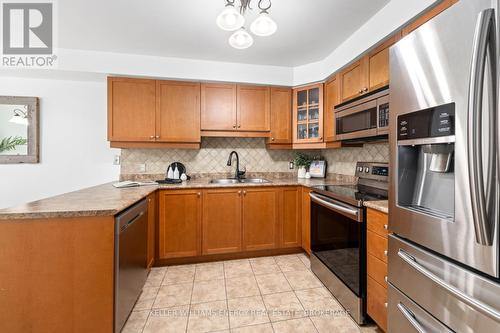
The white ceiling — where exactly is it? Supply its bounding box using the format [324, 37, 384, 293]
[59, 0, 390, 67]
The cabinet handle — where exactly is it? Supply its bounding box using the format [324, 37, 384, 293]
[363, 87, 368, 92]
[233, 125, 236, 129]
[197, 192, 201, 197]
[238, 190, 242, 195]
[384, 224, 388, 230]
[358, 90, 363, 94]
[385, 276, 388, 283]
[243, 190, 246, 195]
[271, 137, 275, 141]
[384, 250, 388, 256]
[155, 135, 160, 139]
[238, 125, 241, 129]
[149, 135, 155, 139]
[319, 137, 323, 141]
[385, 302, 388, 308]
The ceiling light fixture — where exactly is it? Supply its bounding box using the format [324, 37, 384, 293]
[250, 4, 276, 36]
[216, 0, 277, 49]
[216, 0, 245, 31]
[229, 27, 254, 49]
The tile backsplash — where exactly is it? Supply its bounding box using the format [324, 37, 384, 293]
[120, 138, 389, 177]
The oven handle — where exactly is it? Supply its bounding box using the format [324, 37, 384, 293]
[309, 192, 361, 221]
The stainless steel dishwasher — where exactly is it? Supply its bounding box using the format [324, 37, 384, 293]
[114, 198, 148, 333]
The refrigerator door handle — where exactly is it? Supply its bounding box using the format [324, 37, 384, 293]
[398, 249, 500, 323]
[467, 8, 497, 246]
[396, 302, 427, 333]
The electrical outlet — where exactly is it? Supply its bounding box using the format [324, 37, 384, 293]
[289, 161, 294, 170]
[138, 164, 146, 173]
[113, 155, 121, 165]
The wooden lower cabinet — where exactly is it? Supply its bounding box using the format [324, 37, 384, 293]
[301, 187, 312, 254]
[157, 187, 304, 261]
[242, 188, 279, 251]
[281, 187, 302, 248]
[366, 208, 389, 331]
[202, 189, 242, 255]
[147, 192, 156, 268]
[367, 276, 388, 331]
[158, 190, 202, 259]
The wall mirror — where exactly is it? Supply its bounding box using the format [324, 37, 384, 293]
[0, 96, 39, 163]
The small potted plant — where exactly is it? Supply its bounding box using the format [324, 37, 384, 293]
[293, 153, 312, 179]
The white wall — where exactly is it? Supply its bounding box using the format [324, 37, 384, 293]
[293, 0, 438, 85]
[12, 0, 438, 87]
[0, 76, 119, 209]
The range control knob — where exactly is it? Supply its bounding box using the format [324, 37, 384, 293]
[358, 166, 363, 172]
[364, 167, 370, 173]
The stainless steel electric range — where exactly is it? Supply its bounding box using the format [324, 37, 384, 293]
[309, 162, 388, 325]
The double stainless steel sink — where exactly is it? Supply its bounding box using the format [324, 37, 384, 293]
[209, 178, 271, 184]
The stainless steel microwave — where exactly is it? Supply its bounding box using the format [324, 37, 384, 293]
[335, 89, 389, 141]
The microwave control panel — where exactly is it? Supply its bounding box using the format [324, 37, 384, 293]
[378, 103, 389, 128]
[398, 103, 455, 140]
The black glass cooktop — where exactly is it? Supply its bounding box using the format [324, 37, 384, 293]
[312, 184, 388, 207]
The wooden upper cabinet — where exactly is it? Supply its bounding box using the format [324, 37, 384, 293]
[281, 187, 302, 248]
[324, 75, 339, 142]
[368, 33, 401, 92]
[202, 189, 242, 255]
[156, 80, 200, 143]
[402, 0, 458, 36]
[268, 87, 292, 144]
[201, 83, 237, 131]
[242, 188, 279, 251]
[108, 77, 156, 141]
[339, 59, 368, 104]
[158, 190, 202, 259]
[237, 85, 271, 132]
[293, 83, 324, 144]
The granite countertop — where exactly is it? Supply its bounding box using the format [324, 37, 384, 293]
[0, 174, 356, 220]
[364, 200, 389, 214]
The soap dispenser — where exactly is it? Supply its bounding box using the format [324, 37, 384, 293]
[173, 166, 180, 179]
[167, 166, 174, 179]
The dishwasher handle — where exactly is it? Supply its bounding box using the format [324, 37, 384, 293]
[120, 212, 145, 233]
[115, 198, 148, 234]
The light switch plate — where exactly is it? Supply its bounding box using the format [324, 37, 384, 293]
[113, 155, 121, 165]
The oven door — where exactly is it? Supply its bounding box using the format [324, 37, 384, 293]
[310, 192, 365, 297]
[335, 99, 378, 140]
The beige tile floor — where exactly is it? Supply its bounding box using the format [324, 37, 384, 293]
[123, 253, 382, 333]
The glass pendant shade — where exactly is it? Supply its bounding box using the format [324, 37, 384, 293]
[229, 28, 254, 49]
[250, 11, 277, 37]
[216, 4, 245, 31]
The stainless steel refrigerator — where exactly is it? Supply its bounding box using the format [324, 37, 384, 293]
[388, 0, 500, 332]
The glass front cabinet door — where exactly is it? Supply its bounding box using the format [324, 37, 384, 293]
[293, 83, 324, 143]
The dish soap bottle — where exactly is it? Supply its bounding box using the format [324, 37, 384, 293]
[167, 166, 174, 179]
[173, 166, 180, 179]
